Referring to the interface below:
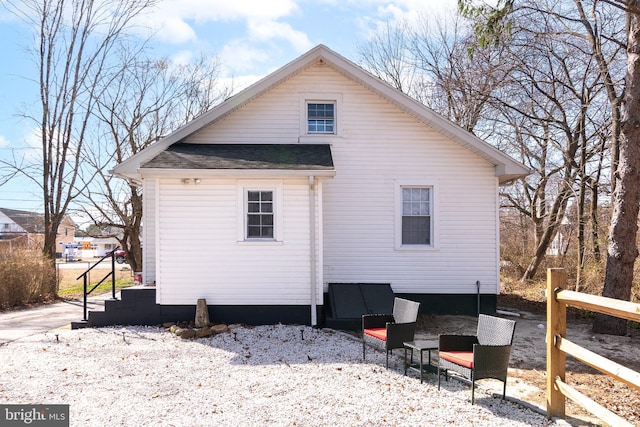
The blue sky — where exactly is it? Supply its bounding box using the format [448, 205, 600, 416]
[0, 0, 457, 213]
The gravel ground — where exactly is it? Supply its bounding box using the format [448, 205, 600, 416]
[0, 324, 556, 426]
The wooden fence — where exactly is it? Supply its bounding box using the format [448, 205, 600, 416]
[0, 234, 43, 252]
[546, 268, 640, 426]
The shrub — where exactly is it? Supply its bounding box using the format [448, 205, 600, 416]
[0, 248, 58, 309]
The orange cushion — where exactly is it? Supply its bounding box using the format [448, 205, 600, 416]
[439, 351, 474, 369]
[364, 328, 387, 341]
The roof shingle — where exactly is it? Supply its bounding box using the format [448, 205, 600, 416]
[141, 143, 334, 171]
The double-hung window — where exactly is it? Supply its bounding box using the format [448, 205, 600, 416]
[401, 187, 432, 245]
[247, 190, 274, 239]
[307, 103, 335, 134]
[238, 181, 283, 244]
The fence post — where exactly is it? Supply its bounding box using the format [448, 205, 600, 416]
[547, 268, 567, 419]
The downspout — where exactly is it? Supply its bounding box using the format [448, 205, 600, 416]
[309, 175, 317, 326]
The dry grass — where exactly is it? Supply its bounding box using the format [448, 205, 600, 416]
[498, 271, 640, 426]
[499, 261, 640, 318]
[0, 249, 57, 309]
[56, 264, 135, 299]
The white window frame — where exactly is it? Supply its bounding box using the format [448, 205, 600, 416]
[299, 93, 342, 138]
[394, 180, 439, 251]
[237, 180, 284, 244]
[306, 102, 335, 134]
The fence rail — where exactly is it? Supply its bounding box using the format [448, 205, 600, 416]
[546, 268, 640, 426]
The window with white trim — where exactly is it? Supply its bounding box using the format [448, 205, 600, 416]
[307, 102, 335, 134]
[238, 181, 283, 243]
[247, 190, 274, 239]
[401, 187, 432, 245]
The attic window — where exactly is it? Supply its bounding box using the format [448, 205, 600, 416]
[307, 103, 335, 134]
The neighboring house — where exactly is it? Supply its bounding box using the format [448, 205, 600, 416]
[0, 208, 76, 256]
[112, 45, 529, 327]
[547, 216, 572, 257]
[74, 237, 120, 258]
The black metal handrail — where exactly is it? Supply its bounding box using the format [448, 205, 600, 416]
[76, 247, 119, 321]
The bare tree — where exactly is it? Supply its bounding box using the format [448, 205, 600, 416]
[2, 0, 155, 263]
[409, 14, 513, 134]
[459, 0, 640, 335]
[360, 3, 619, 282]
[78, 50, 231, 271]
[357, 12, 511, 134]
[594, 0, 640, 335]
[497, 15, 613, 281]
[358, 21, 416, 95]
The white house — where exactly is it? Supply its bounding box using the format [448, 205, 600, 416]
[0, 207, 75, 255]
[111, 45, 529, 327]
[74, 237, 121, 258]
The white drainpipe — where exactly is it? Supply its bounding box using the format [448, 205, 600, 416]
[309, 175, 317, 326]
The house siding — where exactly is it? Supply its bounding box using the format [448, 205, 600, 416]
[143, 178, 157, 286]
[0, 211, 25, 234]
[180, 63, 500, 296]
[153, 177, 321, 305]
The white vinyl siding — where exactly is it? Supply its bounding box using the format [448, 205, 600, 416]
[0, 211, 25, 233]
[154, 178, 322, 305]
[142, 178, 157, 286]
[150, 62, 501, 300]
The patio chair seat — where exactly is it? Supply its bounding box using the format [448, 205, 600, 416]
[438, 314, 516, 404]
[362, 297, 420, 369]
[439, 351, 474, 369]
[363, 328, 387, 341]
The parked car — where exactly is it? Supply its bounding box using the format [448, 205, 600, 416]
[114, 250, 127, 264]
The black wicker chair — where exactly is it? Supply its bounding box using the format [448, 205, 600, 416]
[438, 314, 516, 404]
[362, 297, 420, 368]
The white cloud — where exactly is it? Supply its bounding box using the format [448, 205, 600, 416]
[153, 17, 197, 44]
[132, 0, 310, 78]
[140, 0, 301, 45]
[247, 19, 312, 52]
[22, 127, 43, 162]
[156, 0, 299, 22]
[218, 74, 263, 95]
[318, 0, 458, 42]
[133, 0, 459, 83]
[219, 40, 271, 74]
[170, 50, 195, 67]
[0, 135, 9, 148]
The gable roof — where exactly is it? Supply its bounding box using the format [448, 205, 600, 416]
[0, 208, 76, 234]
[112, 44, 529, 184]
[0, 208, 45, 233]
[142, 143, 334, 171]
